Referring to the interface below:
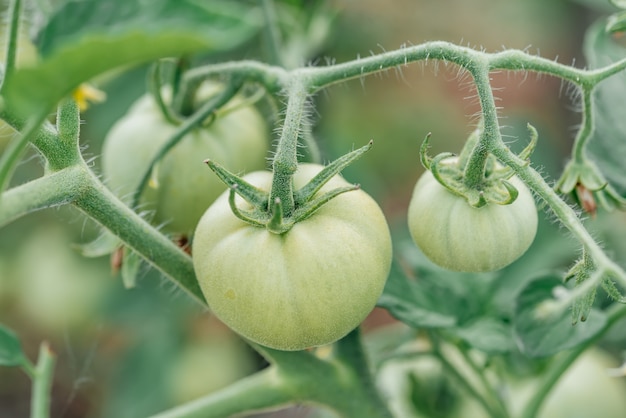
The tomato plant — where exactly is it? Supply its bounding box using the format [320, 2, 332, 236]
[3, 1, 626, 418]
[101, 82, 268, 235]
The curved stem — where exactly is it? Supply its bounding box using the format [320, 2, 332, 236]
[572, 87, 594, 163]
[492, 145, 626, 288]
[520, 302, 626, 418]
[131, 80, 243, 208]
[31, 342, 55, 418]
[463, 61, 498, 189]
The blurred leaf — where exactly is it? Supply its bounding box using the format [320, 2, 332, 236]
[0, 324, 26, 367]
[377, 257, 458, 329]
[378, 242, 497, 329]
[610, 0, 626, 9]
[121, 247, 141, 289]
[73, 229, 121, 258]
[450, 318, 514, 354]
[584, 19, 626, 197]
[4, 0, 260, 116]
[513, 276, 607, 358]
[570, 0, 620, 12]
[606, 11, 626, 33]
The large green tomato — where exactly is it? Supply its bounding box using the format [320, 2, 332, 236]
[101, 84, 268, 235]
[407, 160, 538, 272]
[510, 348, 626, 418]
[192, 163, 392, 351]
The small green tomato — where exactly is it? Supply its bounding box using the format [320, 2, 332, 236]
[101, 83, 268, 235]
[408, 158, 538, 272]
[192, 163, 392, 351]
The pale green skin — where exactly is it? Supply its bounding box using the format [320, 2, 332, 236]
[192, 164, 393, 351]
[101, 87, 268, 235]
[408, 167, 538, 272]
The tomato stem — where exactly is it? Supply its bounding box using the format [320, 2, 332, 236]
[463, 62, 499, 190]
[269, 80, 309, 218]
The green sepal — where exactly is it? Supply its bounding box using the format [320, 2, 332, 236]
[72, 229, 121, 257]
[205, 159, 269, 208]
[606, 10, 626, 34]
[418, 125, 538, 208]
[148, 59, 182, 125]
[294, 140, 372, 206]
[0, 324, 26, 367]
[556, 160, 607, 194]
[420, 133, 434, 169]
[121, 247, 141, 289]
[227, 186, 267, 228]
[293, 184, 360, 222]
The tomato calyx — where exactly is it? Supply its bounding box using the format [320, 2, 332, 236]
[555, 158, 626, 214]
[420, 125, 538, 208]
[205, 141, 372, 234]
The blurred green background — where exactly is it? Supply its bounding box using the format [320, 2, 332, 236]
[2, 0, 626, 417]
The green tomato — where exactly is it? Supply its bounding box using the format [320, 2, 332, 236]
[510, 348, 626, 418]
[101, 83, 268, 235]
[192, 163, 392, 351]
[407, 159, 538, 272]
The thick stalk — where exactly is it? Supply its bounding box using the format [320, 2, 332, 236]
[72, 167, 205, 305]
[269, 79, 308, 218]
[0, 166, 85, 227]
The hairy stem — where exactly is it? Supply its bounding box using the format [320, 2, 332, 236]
[73, 167, 205, 305]
[463, 61, 499, 189]
[269, 79, 309, 218]
[0, 166, 86, 227]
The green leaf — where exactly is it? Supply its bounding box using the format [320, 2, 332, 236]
[450, 318, 514, 354]
[513, 276, 607, 358]
[377, 258, 457, 329]
[3, 0, 260, 116]
[584, 19, 626, 197]
[0, 324, 26, 367]
[378, 242, 498, 330]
